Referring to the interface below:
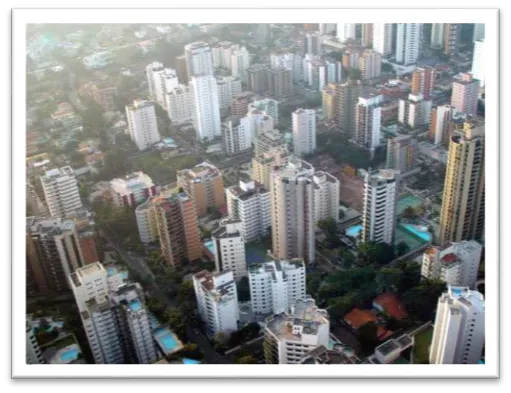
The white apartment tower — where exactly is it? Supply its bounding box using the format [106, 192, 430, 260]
[430, 286, 485, 364]
[431, 23, 444, 48]
[312, 171, 340, 224]
[361, 169, 399, 245]
[216, 76, 242, 110]
[184, 41, 214, 78]
[125, 100, 160, 151]
[212, 219, 247, 282]
[396, 23, 422, 65]
[398, 93, 432, 129]
[292, 108, 317, 157]
[221, 116, 252, 155]
[264, 298, 330, 364]
[193, 270, 239, 336]
[471, 40, 486, 88]
[319, 23, 337, 35]
[451, 73, 480, 116]
[271, 158, 316, 264]
[249, 259, 306, 315]
[212, 41, 238, 70]
[190, 75, 221, 142]
[336, 23, 357, 42]
[473, 24, 485, 42]
[40, 166, 83, 218]
[373, 23, 393, 56]
[165, 84, 194, 124]
[231, 46, 251, 83]
[355, 94, 383, 152]
[145, 62, 178, 109]
[69, 262, 157, 364]
[429, 105, 456, 145]
[226, 180, 271, 243]
[421, 241, 483, 288]
[250, 98, 279, 126]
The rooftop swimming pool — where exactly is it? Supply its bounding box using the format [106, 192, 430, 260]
[129, 299, 142, 312]
[400, 223, 432, 242]
[345, 224, 363, 238]
[107, 266, 117, 276]
[59, 347, 80, 363]
[203, 240, 215, 256]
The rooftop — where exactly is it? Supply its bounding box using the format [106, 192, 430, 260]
[373, 293, 408, 321]
[344, 308, 377, 330]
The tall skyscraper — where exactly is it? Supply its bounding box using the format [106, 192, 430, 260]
[430, 23, 444, 48]
[70, 262, 157, 364]
[145, 62, 178, 109]
[361, 23, 373, 48]
[473, 23, 485, 42]
[184, 41, 213, 78]
[336, 79, 363, 136]
[221, 116, 252, 155]
[429, 286, 485, 364]
[411, 66, 437, 99]
[304, 31, 323, 56]
[246, 64, 270, 94]
[165, 84, 194, 124]
[355, 93, 383, 152]
[471, 40, 486, 88]
[27, 217, 85, 294]
[361, 169, 399, 244]
[252, 147, 290, 191]
[319, 23, 336, 35]
[428, 105, 456, 145]
[267, 67, 293, 98]
[312, 171, 340, 224]
[177, 162, 224, 217]
[125, 100, 160, 151]
[193, 270, 239, 336]
[271, 159, 335, 264]
[264, 298, 330, 364]
[254, 128, 286, 156]
[336, 23, 357, 42]
[398, 93, 432, 129]
[190, 75, 221, 141]
[211, 41, 238, 70]
[292, 108, 316, 157]
[443, 23, 461, 55]
[249, 259, 306, 315]
[358, 49, 382, 80]
[439, 119, 485, 244]
[231, 46, 251, 82]
[212, 219, 247, 281]
[135, 197, 159, 244]
[250, 98, 279, 126]
[421, 241, 483, 288]
[395, 23, 422, 65]
[373, 23, 393, 56]
[216, 75, 242, 111]
[40, 166, 83, 218]
[153, 192, 202, 267]
[386, 134, 417, 174]
[451, 73, 480, 117]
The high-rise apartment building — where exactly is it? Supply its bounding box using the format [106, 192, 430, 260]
[153, 192, 202, 267]
[471, 40, 486, 88]
[246, 107, 275, 144]
[292, 108, 316, 157]
[443, 23, 461, 55]
[312, 171, 340, 224]
[267, 67, 293, 98]
[451, 73, 480, 116]
[216, 76, 242, 111]
[361, 169, 399, 244]
[319, 23, 336, 35]
[190, 75, 221, 142]
[109, 171, 157, 208]
[193, 270, 239, 336]
[421, 241, 483, 288]
[473, 24, 485, 42]
[247, 64, 270, 94]
[335, 79, 363, 135]
[431, 23, 444, 48]
[177, 162, 224, 217]
[225, 180, 271, 243]
[358, 49, 382, 80]
[91, 82, 117, 112]
[322, 83, 337, 122]
[145, 62, 179, 108]
[249, 259, 306, 315]
[396, 23, 422, 65]
[355, 93, 383, 152]
[212, 219, 247, 281]
[126, 100, 160, 151]
[40, 166, 83, 218]
[411, 66, 437, 99]
[231, 46, 251, 83]
[212, 41, 238, 70]
[386, 134, 417, 174]
[264, 298, 330, 364]
[231, 91, 257, 117]
[27, 217, 85, 295]
[429, 286, 485, 364]
[336, 23, 357, 42]
[175, 54, 188, 84]
[428, 105, 456, 145]
[221, 116, 252, 155]
[26, 318, 44, 364]
[255, 24, 272, 44]
[398, 93, 432, 129]
[184, 41, 214, 78]
[373, 23, 393, 56]
[135, 196, 159, 244]
[254, 129, 285, 156]
[361, 24, 373, 48]
[304, 31, 323, 56]
[270, 159, 316, 264]
[165, 84, 194, 124]
[69, 262, 157, 364]
[439, 119, 485, 244]
[250, 98, 279, 126]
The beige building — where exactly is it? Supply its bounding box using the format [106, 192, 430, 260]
[252, 147, 290, 190]
[439, 119, 485, 244]
[177, 162, 225, 217]
[322, 84, 337, 122]
[153, 192, 202, 267]
[451, 73, 480, 117]
[335, 79, 363, 136]
[358, 49, 382, 80]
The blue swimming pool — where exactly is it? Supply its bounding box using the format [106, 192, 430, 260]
[59, 347, 80, 362]
[400, 223, 432, 242]
[183, 358, 201, 364]
[345, 224, 363, 238]
[129, 299, 142, 312]
[153, 327, 183, 353]
[107, 266, 117, 276]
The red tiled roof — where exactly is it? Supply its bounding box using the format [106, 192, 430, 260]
[377, 327, 394, 341]
[441, 253, 458, 264]
[344, 308, 377, 330]
[373, 293, 408, 321]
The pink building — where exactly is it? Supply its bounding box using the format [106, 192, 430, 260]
[450, 73, 480, 116]
[109, 172, 159, 207]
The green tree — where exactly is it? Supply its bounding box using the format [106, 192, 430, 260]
[357, 322, 379, 354]
[237, 276, 251, 302]
[164, 308, 187, 338]
[402, 279, 446, 322]
[328, 294, 356, 321]
[402, 206, 418, 220]
[235, 355, 258, 364]
[376, 267, 402, 293]
[306, 274, 322, 296]
[396, 241, 410, 257]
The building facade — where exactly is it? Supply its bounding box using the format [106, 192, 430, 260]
[165, 84, 194, 124]
[373, 23, 394, 56]
[411, 66, 436, 99]
[126, 100, 160, 151]
[471, 40, 486, 88]
[221, 116, 252, 155]
[386, 134, 417, 174]
[355, 94, 383, 152]
[428, 105, 456, 145]
[292, 108, 316, 157]
[40, 166, 83, 218]
[190, 75, 222, 142]
[184, 41, 214, 78]
[395, 23, 422, 65]
[212, 219, 247, 282]
[451, 73, 480, 116]
[398, 93, 432, 129]
[109, 171, 157, 208]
